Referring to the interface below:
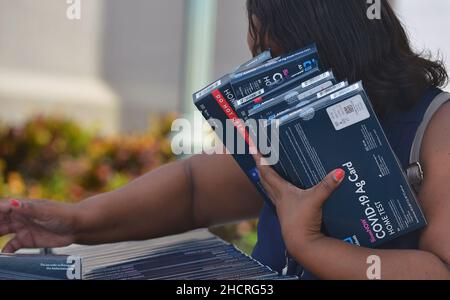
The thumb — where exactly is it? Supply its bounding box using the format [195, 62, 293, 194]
[308, 169, 345, 207]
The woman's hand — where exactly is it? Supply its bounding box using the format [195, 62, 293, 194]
[254, 155, 450, 280]
[0, 199, 79, 253]
[254, 155, 345, 254]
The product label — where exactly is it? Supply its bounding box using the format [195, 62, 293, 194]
[330, 83, 359, 100]
[301, 71, 330, 88]
[236, 89, 265, 107]
[196, 80, 222, 100]
[317, 81, 347, 99]
[326, 95, 370, 131]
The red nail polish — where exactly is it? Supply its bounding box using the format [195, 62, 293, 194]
[9, 199, 21, 208]
[334, 169, 345, 182]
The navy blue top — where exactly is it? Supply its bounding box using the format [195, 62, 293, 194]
[251, 87, 443, 279]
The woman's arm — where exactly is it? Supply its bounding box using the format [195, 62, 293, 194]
[255, 164, 450, 279]
[302, 102, 450, 280]
[0, 153, 262, 251]
[416, 101, 450, 267]
[75, 153, 263, 244]
[292, 238, 450, 280]
[254, 102, 450, 280]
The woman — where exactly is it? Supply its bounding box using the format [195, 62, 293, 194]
[0, 0, 449, 279]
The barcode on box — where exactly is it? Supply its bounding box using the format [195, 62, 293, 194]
[326, 95, 370, 131]
[343, 105, 355, 114]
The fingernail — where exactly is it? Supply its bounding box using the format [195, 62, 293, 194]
[9, 199, 21, 208]
[333, 169, 345, 182]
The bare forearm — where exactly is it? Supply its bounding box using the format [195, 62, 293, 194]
[73, 159, 197, 244]
[295, 237, 450, 280]
[70, 153, 262, 245]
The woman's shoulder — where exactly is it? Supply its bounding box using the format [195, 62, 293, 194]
[381, 88, 447, 168]
[416, 99, 450, 264]
[420, 98, 450, 168]
[389, 88, 443, 121]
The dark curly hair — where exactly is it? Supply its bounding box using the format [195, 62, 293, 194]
[247, 0, 448, 118]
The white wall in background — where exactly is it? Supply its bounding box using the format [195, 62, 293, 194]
[5, 1, 446, 133]
[214, 0, 251, 79]
[394, 0, 450, 90]
[0, 0, 251, 133]
[0, 0, 119, 134]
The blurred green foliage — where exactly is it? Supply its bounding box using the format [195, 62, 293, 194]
[0, 116, 258, 254]
[210, 221, 259, 255]
[0, 115, 176, 201]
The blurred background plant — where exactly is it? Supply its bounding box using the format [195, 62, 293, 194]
[0, 116, 258, 254]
